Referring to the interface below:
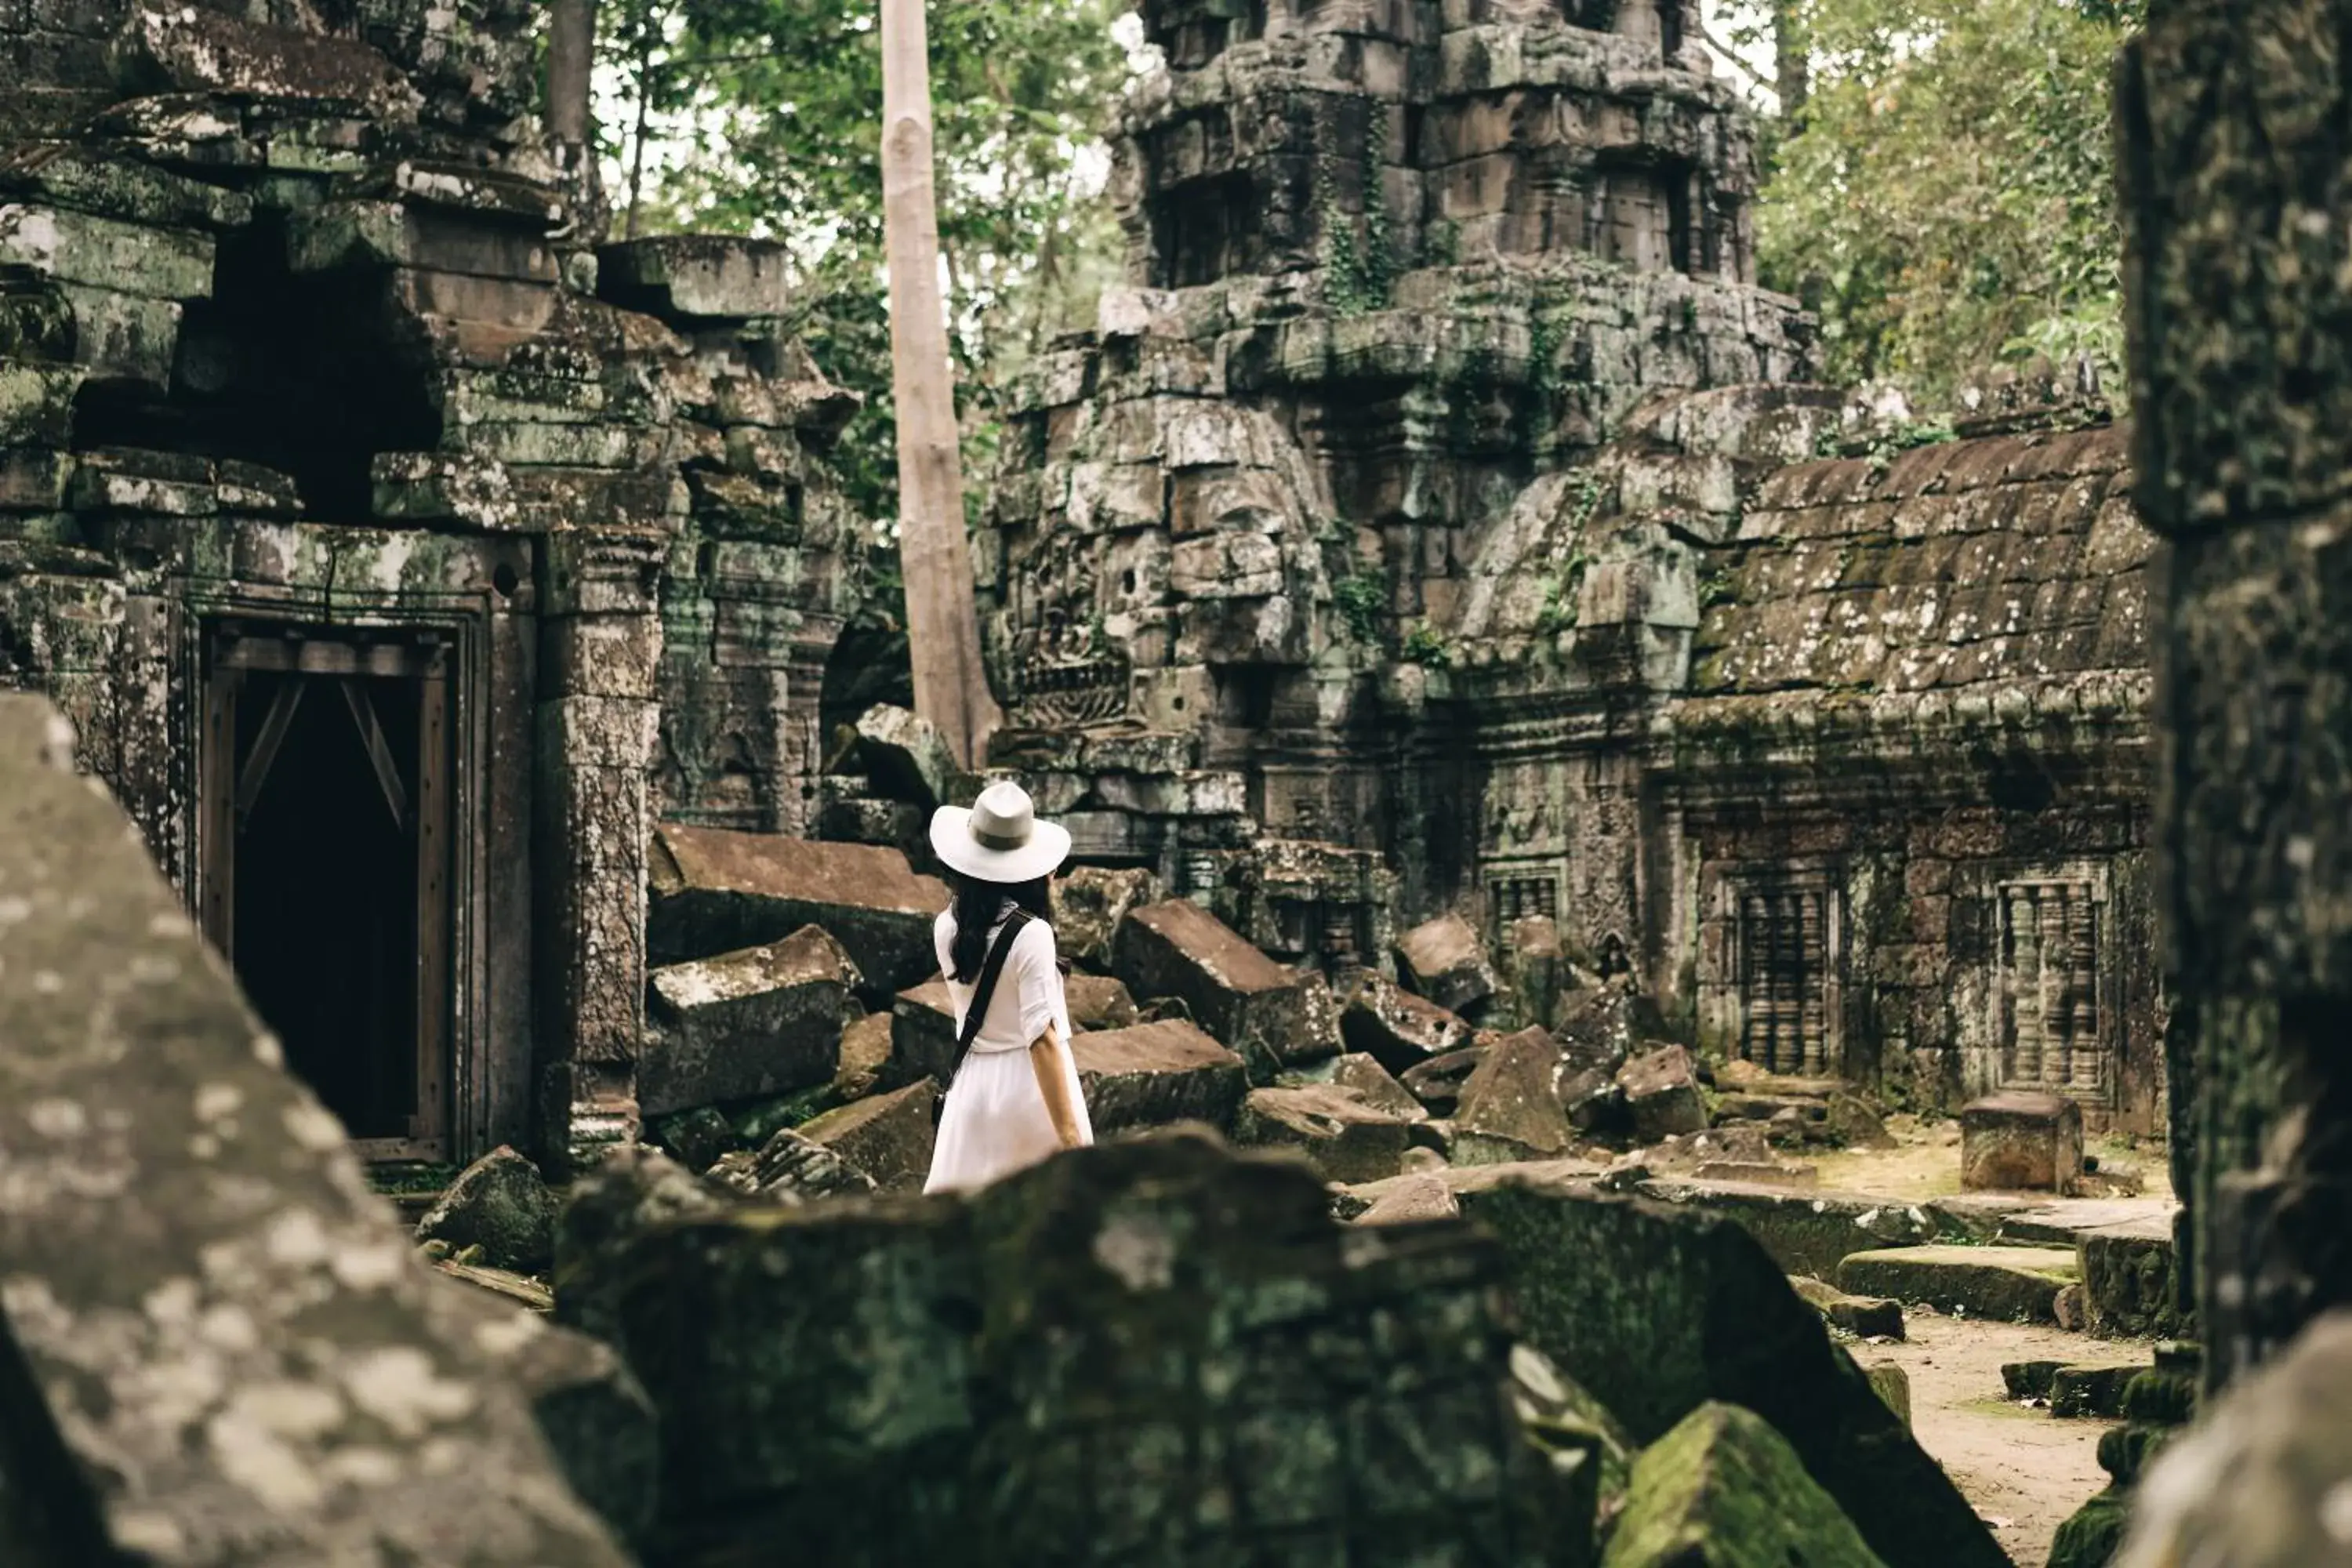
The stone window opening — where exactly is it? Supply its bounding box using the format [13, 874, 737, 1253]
[1491, 874, 1560, 932]
[1151, 173, 1258, 289]
[1996, 880, 2105, 1099]
[1733, 881, 1835, 1075]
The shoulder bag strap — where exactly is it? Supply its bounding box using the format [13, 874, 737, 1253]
[942, 909, 1033, 1091]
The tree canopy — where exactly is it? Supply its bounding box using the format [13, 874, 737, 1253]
[1732, 0, 2138, 402]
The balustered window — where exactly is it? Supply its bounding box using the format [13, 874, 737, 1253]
[1736, 884, 1831, 1074]
[1997, 881, 2103, 1097]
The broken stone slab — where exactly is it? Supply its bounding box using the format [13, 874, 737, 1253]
[1960, 1091, 2084, 1192]
[750, 1126, 880, 1204]
[1395, 910, 1503, 1014]
[1070, 1020, 1250, 1134]
[1512, 1341, 1635, 1529]
[1789, 1276, 1906, 1341]
[1112, 898, 1341, 1077]
[1461, 1178, 2006, 1568]
[796, 1080, 939, 1193]
[1065, 972, 1141, 1032]
[833, 1008, 895, 1100]
[851, 702, 973, 809]
[1554, 986, 1638, 1075]
[1326, 1051, 1427, 1121]
[414, 1145, 561, 1276]
[1452, 1025, 1577, 1165]
[648, 1105, 739, 1174]
[649, 824, 948, 994]
[889, 978, 959, 1087]
[1338, 968, 1475, 1075]
[575, 1130, 1570, 1562]
[1866, 1365, 1913, 1429]
[2078, 1214, 2185, 1341]
[641, 924, 859, 1116]
[552, 1144, 738, 1342]
[598, 234, 793, 320]
[1401, 1041, 1490, 1116]
[1600, 1402, 1889, 1568]
[1504, 914, 1568, 1026]
[1836, 1246, 2081, 1324]
[1354, 1172, 1461, 1225]
[1234, 1084, 1413, 1184]
[0, 692, 631, 1564]
[1564, 1065, 1628, 1136]
[1618, 1044, 1708, 1142]
[1825, 1092, 1897, 1150]
[1051, 864, 1158, 971]
[2052, 1363, 2143, 1420]
[2003, 1360, 2063, 1400]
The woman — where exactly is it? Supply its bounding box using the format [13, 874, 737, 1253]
[923, 779, 1094, 1194]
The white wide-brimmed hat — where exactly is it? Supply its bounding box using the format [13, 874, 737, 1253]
[929, 780, 1072, 884]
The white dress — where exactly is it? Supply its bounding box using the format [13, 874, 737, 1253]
[922, 908, 1095, 1194]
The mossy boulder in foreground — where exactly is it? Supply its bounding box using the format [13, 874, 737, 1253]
[1602, 1403, 1888, 1568]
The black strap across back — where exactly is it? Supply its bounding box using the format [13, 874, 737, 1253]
[942, 907, 1033, 1091]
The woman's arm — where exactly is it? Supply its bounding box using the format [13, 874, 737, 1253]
[1028, 1022, 1085, 1150]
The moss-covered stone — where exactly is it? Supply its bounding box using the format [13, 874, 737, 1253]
[413, 1145, 561, 1276]
[2045, 1488, 2126, 1568]
[1836, 1245, 2078, 1323]
[1602, 1403, 1888, 1568]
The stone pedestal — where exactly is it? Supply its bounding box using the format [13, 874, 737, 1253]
[1959, 1091, 2083, 1192]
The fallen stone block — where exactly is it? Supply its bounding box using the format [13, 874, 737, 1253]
[1865, 1365, 1912, 1430]
[1354, 1172, 1460, 1225]
[1826, 1091, 1897, 1150]
[1600, 1402, 1889, 1568]
[1235, 1084, 1413, 1183]
[648, 1105, 739, 1174]
[1960, 1091, 2084, 1192]
[1113, 898, 1340, 1076]
[749, 1126, 880, 1203]
[0, 691, 629, 1564]
[1836, 1245, 2080, 1324]
[834, 1008, 895, 1099]
[1564, 1065, 1628, 1135]
[1618, 1044, 1708, 1142]
[1452, 1025, 1577, 1165]
[1395, 911, 1503, 1014]
[1051, 864, 1158, 971]
[1461, 1179, 2005, 1568]
[1338, 969, 1475, 1075]
[1512, 1342, 1635, 1527]
[1554, 987, 1638, 1074]
[642, 924, 858, 1116]
[1070, 1020, 1249, 1133]
[1694, 1160, 1818, 1188]
[890, 978, 959, 1086]
[1790, 1276, 1906, 1340]
[1400, 1041, 1489, 1116]
[1327, 1051, 1428, 1121]
[1066, 972, 1141, 1032]
[650, 823, 947, 993]
[1505, 914, 1567, 1026]
[2052, 1363, 2142, 1420]
[553, 1145, 737, 1341]
[2003, 1361, 2063, 1399]
[851, 702, 971, 808]
[797, 1080, 938, 1192]
[597, 233, 793, 319]
[415, 1145, 561, 1276]
[2078, 1215, 2184, 1340]
[2047, 1490, 2129, 1568]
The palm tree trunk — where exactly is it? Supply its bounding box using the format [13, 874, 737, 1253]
[880, 0, 1001, 768]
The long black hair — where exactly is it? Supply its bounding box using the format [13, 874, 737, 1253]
[946, 868, 1052, 982]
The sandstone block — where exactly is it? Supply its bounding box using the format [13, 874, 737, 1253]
[1564, 1066, 1629, 1136]
[1789, 1277, 1905, 1341]
[1065, 972, 1141, 1032]
[1600, 1403, 1887, 1568]
[1826, 1092, 1897, 1150]
[750, 1126, 880, 1204]
[649, 824, 946, 993]
[1504, 913, 1568, 1025]
[598, 234, 793, 319]
[2079, 1217, 2184, 1340]
[834, 1009, 895, 1099]
[1451, 1026, 1576, 1165]
[415, 1145, 561, 1276]
[1836, 1245, 2079, 1323]
[890, 978, 960, 1087]
[1960, 1091, 2083, 1192]
[1865, 1365, 1913, 1429]
[1051, 865, 1158, 971]
[1400, 1041, 1489, 1116]
[1338, 968, 1475, 1075]
[553, 1145, 736, 1341]
[797, 1080, 939, 1192]
[1070, 1020, 1249, 1132]
[1327, 1051, 1426, 1121]
[851, 702, 970, 808]
[1395, 911, 1502, 1014]
[1234, 1084, 1412, 1183]
[1618, 1044, 1708, 1142]
[2051, 1364, 2140, 1420]
[642, 924, 858, 1116]
[1112, 898, 1340, 1076]
[1353, 1171, 1461, 1225]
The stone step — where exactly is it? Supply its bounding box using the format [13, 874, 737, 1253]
[1836, 1245, 2081, 1324]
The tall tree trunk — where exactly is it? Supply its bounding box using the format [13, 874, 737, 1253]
[546, 0, 599, 159]
[881, 0, 1000, 768]
[1772, 0, 1810, 123]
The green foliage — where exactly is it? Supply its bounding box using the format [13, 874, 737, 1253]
[1333, 571, 1387, 644]
[1751, 0, 2137, 405]
[592, 0, 1137, 521]
[1320, 101, 1399, 315]
[1399, 620, 1451, 667]
[1534, 469, 1608, 637]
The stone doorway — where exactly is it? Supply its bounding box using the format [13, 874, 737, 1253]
[197, 624, 456, 1161]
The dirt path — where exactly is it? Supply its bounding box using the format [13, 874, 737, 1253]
[1859, 1312, 2134, 1566]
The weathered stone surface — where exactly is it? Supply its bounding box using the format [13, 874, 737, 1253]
[1635, 1181, 1950, 1278]
[1600, 1402, 1888, 1568]
[1553, 988, 1639, 1075]
[1113, 898, 1340, 1076]
[1401, 1042, 1490, 1117]
[1339, 970, 1476, 1075]
[797, 1080, 939, 1192]
[582, 1131, 1574, 1563]
[851, 702, 969, 808]
[1504, 915, 1569, 1026]
[891, 978, 960, 1087]
[0, 694, 629, 1566]
[1327, 1051, 1428, 1121]
[2116, 1312, 2352, 1568]
[1452, 1026, 1577, 1164]
[1825, 1092, 1896, 1151]
[1356, 1172, 1461, 1225]
[2051, 1364, 2140, 1421]
[1396, 912, 1503, 1015]
[1865, 1365, 1912, 1428]
[1511, 1341, 1634, 1530]
[415, 1145, 561, 1276]
[1960, 1091, 2083, 1192]
[1463, 1178, 2005, 1568]
[648, 1105, 739, 1174]
[597, 234, 792, 319]
[1619, 1044, 1708, 1142]
[1051, 865, 1158, 971]
[552, 1144, 735, 1341]
[1065, 972, 1141, 1032]
[1836, 1246, 2079, 1324]
[749, 1126, 880, 1203]
[1069, 1020, 1249, 1132]
[2079, 1215, 2184, 1341]
[1790, 1277, 1905, 1341]
[649, 825, 948, 993]
[1235, 1084, 1413, 1183]
[642, 924, 858, 1116]
[834, 1008, 895, 1099]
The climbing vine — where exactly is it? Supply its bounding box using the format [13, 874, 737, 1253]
[1534, 468, 1609, 637]
[1333, 571, 1387, 644]
[1320, 100, 1399, 315]
[1399, 621, 1452, 667]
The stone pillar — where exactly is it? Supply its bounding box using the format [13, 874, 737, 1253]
[535, 529, 666, 1174]
[2117, 3, 2352, 1392]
